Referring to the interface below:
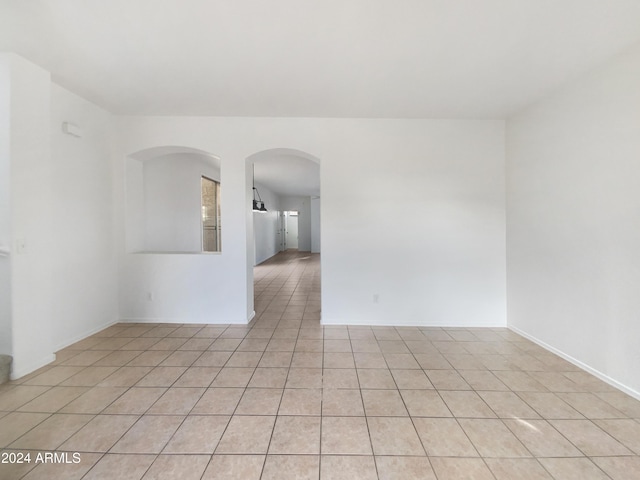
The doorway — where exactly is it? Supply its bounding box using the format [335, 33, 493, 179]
[283, 211, 299, 250]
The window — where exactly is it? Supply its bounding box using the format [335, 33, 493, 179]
[201, 176, 221, 252]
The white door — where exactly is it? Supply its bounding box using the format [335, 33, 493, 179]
[285, 212, 298, 249]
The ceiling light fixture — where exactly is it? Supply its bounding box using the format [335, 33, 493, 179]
[252, 164, 268, 213]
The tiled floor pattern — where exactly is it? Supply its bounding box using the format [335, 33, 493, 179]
[1, 250, 640, 479]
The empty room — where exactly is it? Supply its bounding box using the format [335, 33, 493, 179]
[1, 1, 640, 479]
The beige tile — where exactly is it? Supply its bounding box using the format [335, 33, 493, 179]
[391, 369, 434, 389]
[18, 386, 89, 413]
[0, 386, 51, 411]
[291, 352, 323, 368]
[136, 366, 188, 387]
[202, 455, 265, 480]
[485, 458, 553, 480]
[262, 455, 319, 480]
[378, 340, 410, 354]
[60, 387, 127, 414]
[383, 353, 420, 369]
[179, 338, 216, 351]
[237, 338, 269, 351]
[173, 366, 220, 387]
[127, 351, 171, 367]
[459, 419, 531, 457]
[22, 366, 86, 386]
[321, 416, 372, 454]
[269, 416, 321, 454]
[279, 388, 322, 415]
[429, 457, 494, 480]
[103, 387, 166, 414]
[98, 366, 153, 386]
[322, 388, 365, 416]
[591, 456, 640, 480]
[425, 370, 471, 390]
[147, 387, 205, 414]
[210, 367, 255, 387]
[494, 371, 547, 391]
[324, 328, 349, 340]
[236, 388, 282, 415]
[324, 339, 352, 352]
[193, 351, 233, 367]
[324, 352, 355, 369]
[59, 350, 112, 366]
[192, 387, 243, 414]
[82, 453, 155, 480]
[320, 455, 377, 480]
[538, 458, 609, 480]
[440, 390, 496, 418]
[94, 350, 144, 367]
[248, 367, 288, 388]
[20, 452, 101, 480]
[163, 415, 230, 453]
[354, 352, 387, 368]
[595, 419, 640, 454]
[111, 415, 184, 454]
[503, 419, 581, 457]
[375, 456, 436, 480]
[216, 415, 275, 454]
[413, 418, 477, 456]
[258, 351, 293, 367]
[518, 392, 584, 419]
[477, 391, 541, 419]
[286, 368, 323, 388]
[557, 392, 627, 419]
[226, 351, 263, 368]
[362, 389, 408, 416]
[595, 391, 640, 418]
[414, 353, 452, 369]
[266, 338, 296, 351]
[142, 455, 210, 480]
[367, 417, 425, 455]
[60, 414, 138, 452]
[357, 369, 396, 389]
[9, 412, 89, 450]
[550, 419, 633, 456]
[210, 338, 243, 351]
[120, 337, 161, 351]
[459, 370, 508, 391]
[401, 390, 452, 417]
[294, 339, 323, 352]
[323, 368, 359, 388]
[351, 340, 381, 353]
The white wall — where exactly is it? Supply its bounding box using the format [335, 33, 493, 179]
[281, 196, 312, 251]
[116, 117, 506, 327]
[7, 55, 54, 378]
[0, 56, 11, 356]
[253, 181, 281, 265]
[311, 197, 320, 253]
[49, 83, 118, 351]
[506, 45, 640, 396]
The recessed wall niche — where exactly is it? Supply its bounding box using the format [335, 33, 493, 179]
[126, 146, 221, 253]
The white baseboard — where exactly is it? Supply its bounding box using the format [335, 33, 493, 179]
[54, 318, 119, 352]
[119, 317, 251, 325]
[509, 325, 640, 401]
[11, 353, 56, 381]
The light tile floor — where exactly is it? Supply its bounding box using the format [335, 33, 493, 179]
[1, 250, 640, 479]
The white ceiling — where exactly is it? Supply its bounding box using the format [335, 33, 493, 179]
[3, 0, 640, 118]
[253, 153, 320, 197]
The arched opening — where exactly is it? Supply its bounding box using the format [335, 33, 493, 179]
[126, 146, 221, 253]
[245, 148, 321, 325]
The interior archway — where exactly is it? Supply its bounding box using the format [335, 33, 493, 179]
[245, 148, 321, 325]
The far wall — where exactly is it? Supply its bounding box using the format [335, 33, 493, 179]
[253, 181, 281, 265]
